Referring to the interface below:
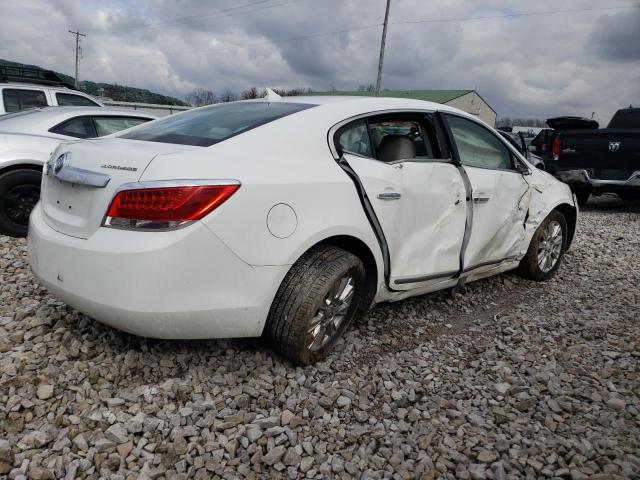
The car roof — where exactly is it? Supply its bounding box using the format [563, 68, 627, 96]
[0, 106, 156, 135]
[0, 82, 88, 93]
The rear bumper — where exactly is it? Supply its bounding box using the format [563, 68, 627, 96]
[28, 204, 287, 339]
[556, 169, 640, 190]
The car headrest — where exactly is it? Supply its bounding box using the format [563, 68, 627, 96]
[377, 135, 416, 163]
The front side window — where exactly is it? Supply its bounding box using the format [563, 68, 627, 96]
[50, 116, 96, 138]
[56, 92, 99, 107]
[446, 115, 512, 170]
[2, 89, 48, 113]
[93, 116, 149, 136]
[120, 102, 315, 146]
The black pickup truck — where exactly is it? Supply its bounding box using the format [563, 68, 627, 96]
[546, 108, 640, 205]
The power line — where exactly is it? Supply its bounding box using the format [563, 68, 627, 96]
[104, 3, 638, 61]
[85, 0, 305, 34]
[390, 4, 640, 25]
[109, 23, 383, 60]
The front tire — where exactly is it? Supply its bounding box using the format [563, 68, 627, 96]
[265, 245, 365, 365]
[516, 210, 567, 281]
[0, 169, 42, 237]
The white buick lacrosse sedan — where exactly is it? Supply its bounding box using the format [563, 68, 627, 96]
[28, 94, 577, 365]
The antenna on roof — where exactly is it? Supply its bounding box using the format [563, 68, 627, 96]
[265, 88, 281, 101]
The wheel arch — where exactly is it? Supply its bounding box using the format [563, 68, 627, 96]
[302, 234, 379, 311]
[553, 202, 577, 250]
[0, 162, 44, 175]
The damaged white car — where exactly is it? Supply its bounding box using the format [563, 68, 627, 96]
[28, 95, 578, 365]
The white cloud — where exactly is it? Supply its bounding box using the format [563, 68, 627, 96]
[1, 0, 638, 123]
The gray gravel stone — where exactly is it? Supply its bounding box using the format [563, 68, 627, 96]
[0, 196, 638, 478]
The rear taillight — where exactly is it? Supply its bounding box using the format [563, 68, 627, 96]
[552, 138, 561, 160]
[104, 182, 240, 230]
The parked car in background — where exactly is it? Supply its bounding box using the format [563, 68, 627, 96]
[498, 130, 546, 170]
[28, 95, 577, 365]
[529, 128, 554, 156]
[0, 83, 102, 115]
[549, 108, 640, 205]
[0, 107, 154, 236]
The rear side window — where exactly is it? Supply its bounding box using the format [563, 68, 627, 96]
[50, 116, 96, 138]
[335, 113, 441, 163]
[446, 115, 512, 170]
[56, 92, 100, 107]
[120, 102, 315, 146]
[2, 89, 48, 113]
[93, 116, 149, 136]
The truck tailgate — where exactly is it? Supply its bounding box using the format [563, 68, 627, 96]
[557, 129, 640, 170]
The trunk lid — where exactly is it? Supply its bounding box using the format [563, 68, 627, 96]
[40, 138, 196, 239]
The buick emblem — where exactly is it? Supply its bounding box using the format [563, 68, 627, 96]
[47, 152, 70, 177]
[609, 141, 621, 153]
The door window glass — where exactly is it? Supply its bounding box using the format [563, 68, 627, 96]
[447, 115, 512, 169]
[56, 92, 100, 107]
[369, 119, 434, 161]
[49, 116, 96, 138]
[93, 116, 149, 136]
[336, 120, 372, 157]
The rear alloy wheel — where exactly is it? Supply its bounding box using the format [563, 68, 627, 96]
[265, 245, 365, 365]
[0, 169, 42, 237]
[516, 210, 567, 281]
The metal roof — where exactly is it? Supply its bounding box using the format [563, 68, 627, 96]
[312, 89, 474, 103]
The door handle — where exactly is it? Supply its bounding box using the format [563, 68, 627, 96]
[377, 192, 402, 200]
[473, 196, 490, 204]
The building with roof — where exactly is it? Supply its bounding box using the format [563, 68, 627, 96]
[314, 90, 497, 126]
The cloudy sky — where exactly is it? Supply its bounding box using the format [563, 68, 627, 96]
[2, 0, 639, 123]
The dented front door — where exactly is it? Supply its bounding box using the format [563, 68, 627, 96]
[462, 167, 530, 269]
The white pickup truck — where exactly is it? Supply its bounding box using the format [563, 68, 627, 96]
[0, 83, 102, 115]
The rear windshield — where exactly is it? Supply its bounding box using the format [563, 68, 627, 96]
[120, 101, 315, 146]
[608, 111, 640, 129]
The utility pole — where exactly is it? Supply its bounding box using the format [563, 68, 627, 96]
[68, 30, 86, 89]
[375, 0, 391, 97]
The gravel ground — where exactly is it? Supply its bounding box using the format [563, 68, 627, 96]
[1, 195, 638, 480]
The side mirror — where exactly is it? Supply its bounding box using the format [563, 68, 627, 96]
[515, 161, 531, 175]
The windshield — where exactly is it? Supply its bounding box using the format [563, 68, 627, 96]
[120, 101, 315, 146]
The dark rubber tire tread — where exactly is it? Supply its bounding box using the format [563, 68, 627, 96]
[0, 169, 42, 237]
[516, 210, 567, 282]
[265, 245, 365, 366]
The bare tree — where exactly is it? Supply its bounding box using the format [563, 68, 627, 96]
[240, 87, 266, 100]
[186, 88, 217, 107]
[271, 87, 312, 97]
[220, 90, 238, 103]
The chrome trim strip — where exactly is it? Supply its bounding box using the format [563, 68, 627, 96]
[55, 165, 111, 188]
[393, 270, 458, 285]
[112, 179, 241, 195]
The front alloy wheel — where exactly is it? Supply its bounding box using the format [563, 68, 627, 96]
[517, 210, 567, 281]
[537, 220, 563, 273]
[265, 245, 365, 365]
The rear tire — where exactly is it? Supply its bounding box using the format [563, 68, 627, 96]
[0, 169, 42, 237]
[264, 245, 365, 365]
[516, 210, 567, 281]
